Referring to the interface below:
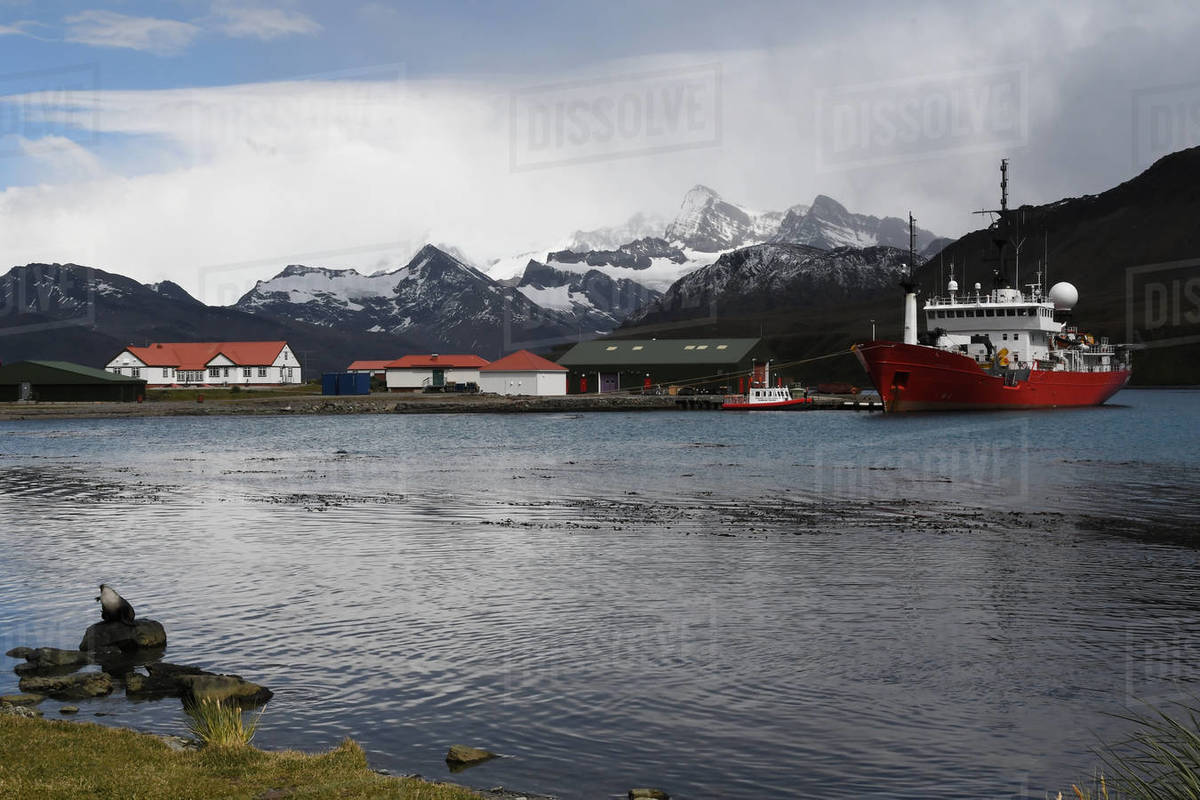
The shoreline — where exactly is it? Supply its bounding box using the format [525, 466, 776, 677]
[0, 393, 682, 421]
[0, 709, 557, 799]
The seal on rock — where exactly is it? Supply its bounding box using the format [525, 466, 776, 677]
[96, 584, 136, 625]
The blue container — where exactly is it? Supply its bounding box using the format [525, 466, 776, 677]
[352, 373, 370, 395]
[321, 373, 339, 395]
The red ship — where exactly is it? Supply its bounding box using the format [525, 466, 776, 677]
[854, 160, 1131, 412]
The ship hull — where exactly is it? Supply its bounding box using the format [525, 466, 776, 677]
[721, 398, 812, 410]
[853, 341, 1130, 412]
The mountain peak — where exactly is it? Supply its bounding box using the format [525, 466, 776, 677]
[809, 194, 849, 215]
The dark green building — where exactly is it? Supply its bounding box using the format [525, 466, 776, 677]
[557, 338, 769, 393]
[0, 361, 147, 402]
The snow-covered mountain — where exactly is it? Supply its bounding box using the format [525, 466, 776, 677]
[566, 212, 668, 253]
[515, 260, 662, 329]
[236, 244, 581, 354]
[663, 185, 799, 252]
[627, 243, 914, 326]
[539, 237, 716, 294]
[771, 195, 939, 252]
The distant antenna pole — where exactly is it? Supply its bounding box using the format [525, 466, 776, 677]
[1000, 158, 1008, 212]
[1043, 230, 1048, 291]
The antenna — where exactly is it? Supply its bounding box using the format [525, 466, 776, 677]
[1000, 158, 1008, 213]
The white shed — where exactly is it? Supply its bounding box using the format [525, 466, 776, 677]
[384, 354, 489, 392]
[479, 350, 567, 396]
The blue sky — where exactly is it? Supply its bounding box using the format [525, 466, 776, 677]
[1, 1, 1199, 301]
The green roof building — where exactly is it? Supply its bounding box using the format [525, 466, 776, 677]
[556, 338, 769, 393]
[0, 361, 147, 402]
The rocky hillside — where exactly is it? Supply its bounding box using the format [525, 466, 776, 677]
[628, 243, 912, 327]
[0, 263, 419, 375]
[772, 195, 939, 252]
[236, 244, 582, 355]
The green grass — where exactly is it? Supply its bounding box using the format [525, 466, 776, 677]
[0, 714, 483, 800]
[145, 384, 320, 402]
[183, 698, 261, 749]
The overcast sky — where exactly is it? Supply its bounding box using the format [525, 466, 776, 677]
[1, 0, 1198, 303]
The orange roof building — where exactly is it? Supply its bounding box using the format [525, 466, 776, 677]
[384, 353, 489, 392]
[346, 360, 393, 374]
[479, 349, 567, 396]
[105, 341, 301, 386]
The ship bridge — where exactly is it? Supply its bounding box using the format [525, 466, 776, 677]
[923, 284, 1117, 372]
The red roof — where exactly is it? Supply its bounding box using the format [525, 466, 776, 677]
[386, 354, 489, 369]
[480, 350, 566, 372]
[125, 341, 287, 370]
[347, 360, 392, 371]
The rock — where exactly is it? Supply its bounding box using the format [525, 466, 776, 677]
[5, 647, 34, 659]
[31, 647, 91, 667]
[19, 671, 114, 700]
[445, 744, 499, 767]
[79, 619, 166, 652]
[59, 705, 79, 714]
[628, 790, 670, 800]
[178, 674, 273, 708]
[12, 646, 94, 677]
[0, 702, 42, 719]
[0, 693, 45, 706]
[125, 663, 199, 698]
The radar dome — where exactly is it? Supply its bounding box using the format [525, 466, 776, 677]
[1048, 281, 1078, 311]
[948, 279, 959, 292]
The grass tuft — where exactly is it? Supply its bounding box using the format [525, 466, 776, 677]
[183, 698, 262, 748]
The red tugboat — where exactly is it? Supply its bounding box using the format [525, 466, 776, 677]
[853, 160, 1131, 412]
[722, 361, 812, 410]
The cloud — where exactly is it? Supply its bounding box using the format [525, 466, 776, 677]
[0, 18, 52, 39]
[64, 9, 200, 55]
[16, 135, 108, 181]
[213, 4, 321, 41]
[3, 2, 1200, 304]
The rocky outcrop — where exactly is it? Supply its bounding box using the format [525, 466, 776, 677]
[123, 662, 273, 708]
[178, 674, 273, 708]
[79, 619, 167, 652]
[445, 744, 498, 768]
[0, 693, 45, 706]
[628, 789, 670, 800]
[18, 671, 114, 700]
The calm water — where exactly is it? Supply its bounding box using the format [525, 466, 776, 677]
[1, 389, 1199, 799]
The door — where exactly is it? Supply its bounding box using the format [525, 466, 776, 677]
[432, 368, 445, 388]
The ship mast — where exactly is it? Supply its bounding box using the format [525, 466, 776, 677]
[901, 212, 918, 345]
[974, 158, 1017, 291]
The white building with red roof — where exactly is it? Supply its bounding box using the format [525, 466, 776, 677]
[346, 360, 392, 378]
[384, 354, 490, 392]
[479, 349, 567, 396]
[105, 341, 301, 386]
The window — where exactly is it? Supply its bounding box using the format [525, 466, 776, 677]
[287, 367, 294, 379]
[631, 345, 644, 351]
[162, 368, 170, 378]
[243, 368, 252, 378]
[131, 368, 140, 378]
[1013, 333, 1020, 340]
[111, 368, 121, 375]
[1002, 333, 1008, 340]
[605, 345, 618, 351]
[716, 345, 728, 350]
[684, 345, 696, 350]
[208, 367, 221, 378]
[258, 367, 267, 378]
[695, 345, 708, 350]
[223, 367, 230, 378]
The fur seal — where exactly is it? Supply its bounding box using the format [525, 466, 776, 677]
[96, 584, 136, 625]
